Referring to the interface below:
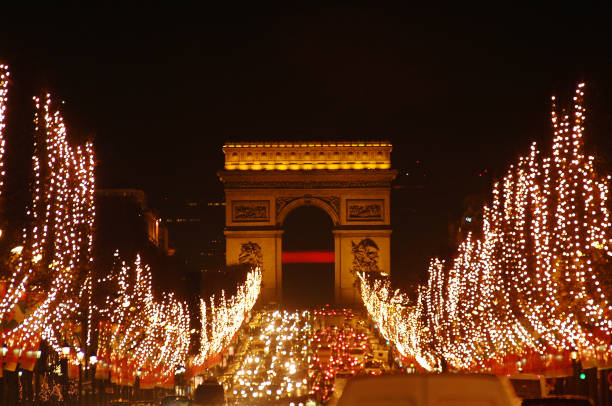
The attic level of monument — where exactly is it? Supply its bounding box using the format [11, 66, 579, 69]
[222, 141, 392, 171]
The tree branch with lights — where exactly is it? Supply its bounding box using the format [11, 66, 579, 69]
[95, 253, 191, 388]
[359, 83, 612, 373]
[193, 266, 262, 374]
[0, 91, 96, 371]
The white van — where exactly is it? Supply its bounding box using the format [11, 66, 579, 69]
[338, 374, 521, 406]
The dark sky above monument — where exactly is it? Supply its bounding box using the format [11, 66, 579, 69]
[1, 4, 611, 284]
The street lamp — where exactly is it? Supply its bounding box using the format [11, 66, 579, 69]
[77, 350, 85, 404]
[569, 349, 581, 395]
[175, 365, 186, 396]
[135, 369, 143, 401]
[76, 350, 85, 406]
[33, 348, 43, 405]
[89, 354, 98, 404]
[59, 344, 70, 404]
[1, 344, 6, 405]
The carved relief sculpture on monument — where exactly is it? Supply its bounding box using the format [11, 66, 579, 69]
[346, 199, 384, 221]
[350, 238, 380, 276]
[232, 200, 270, 222]
[239, 241, 263, 268]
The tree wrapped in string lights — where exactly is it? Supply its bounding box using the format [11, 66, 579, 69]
[95, 253, 191, 388]
[359, 83, 612, 373]
[0, 92, 96, 371]
[0, 65, 196, 398]
[358, 272, 437, 371]
[193, 266, 262, 373]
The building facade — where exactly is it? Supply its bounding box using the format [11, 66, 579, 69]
[96, 188, 169, 254]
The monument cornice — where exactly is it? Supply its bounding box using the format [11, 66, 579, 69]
[217, 169, 397, 189]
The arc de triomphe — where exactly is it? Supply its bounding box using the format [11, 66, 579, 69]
[218, 142, 396, 304]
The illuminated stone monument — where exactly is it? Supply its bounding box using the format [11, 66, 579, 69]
[218, 142, 396, 304]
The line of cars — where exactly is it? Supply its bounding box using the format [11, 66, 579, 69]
[111, 306, 594, 406]
[309, 308, 392, 403]
[223, 310, 312, 404]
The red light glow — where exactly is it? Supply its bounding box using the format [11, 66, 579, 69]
[282, 251, 334, 263]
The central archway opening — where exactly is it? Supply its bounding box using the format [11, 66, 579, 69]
[282, 205, 334, 308]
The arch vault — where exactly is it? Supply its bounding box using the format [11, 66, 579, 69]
[218, 142, 397, 305]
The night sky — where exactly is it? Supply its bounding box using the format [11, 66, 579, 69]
[1, 4, 611, 285]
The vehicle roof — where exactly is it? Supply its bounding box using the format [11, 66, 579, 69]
[522, 397, 592, 406]
[338, 374, 521, 406]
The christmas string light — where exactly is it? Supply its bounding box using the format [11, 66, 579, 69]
[359, 83, 612, 372]
[358, 272, 436, 371]
[0, 93, 96, 367]
[0, 81, 196, 383]
[96, 254, 191, 387]
[0, 64, 8, 200]
[194, 267, 262, 369]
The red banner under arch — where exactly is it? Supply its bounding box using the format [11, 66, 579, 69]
[282, 251, 334, 263]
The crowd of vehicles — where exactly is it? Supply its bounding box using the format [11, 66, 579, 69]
[109, 307, 596, 406]
[222, 309, 312, 404]
[110, 377, 593, 406]
[209, 306, 395, 404]
[309, 307, 392, 403]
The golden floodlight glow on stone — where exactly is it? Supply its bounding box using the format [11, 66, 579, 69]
[223, 141, 392, 170]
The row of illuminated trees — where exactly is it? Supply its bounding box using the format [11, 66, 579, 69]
[0, 64, 262, 392]
[360, 83, 612, 374]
